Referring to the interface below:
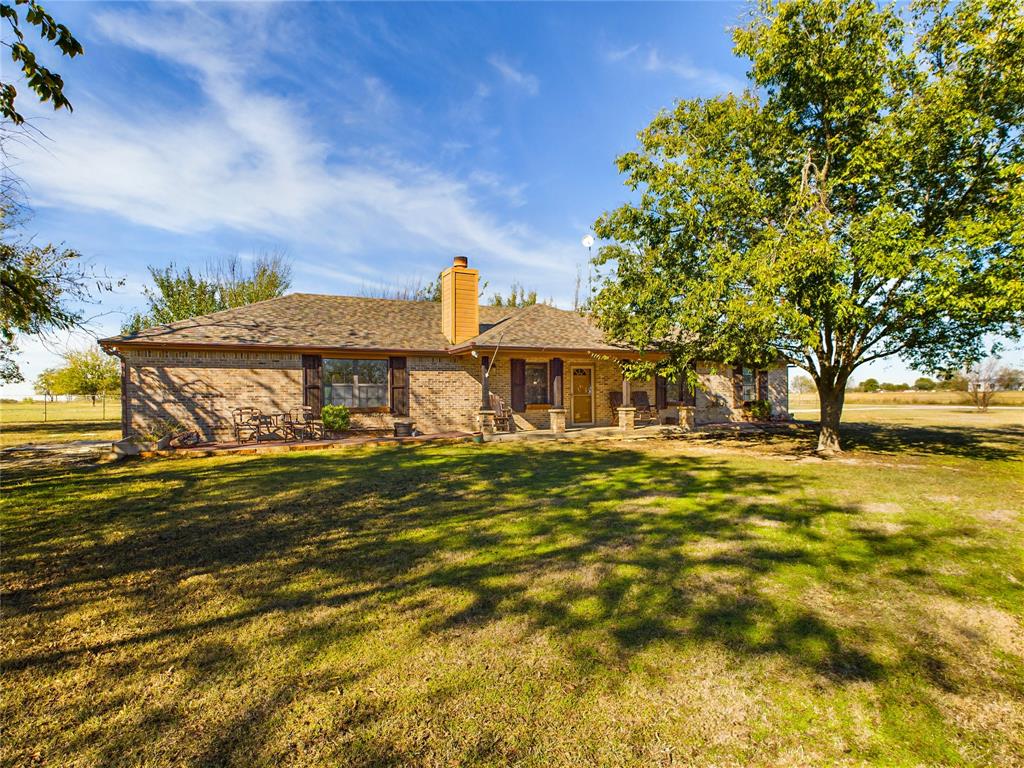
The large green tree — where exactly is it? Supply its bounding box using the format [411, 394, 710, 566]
[123, 254, 292, 334]
[591, 0, 1024, 452]
[39, 345, 119, 404]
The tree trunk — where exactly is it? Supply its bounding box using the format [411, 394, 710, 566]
[816, 380, 846, 454]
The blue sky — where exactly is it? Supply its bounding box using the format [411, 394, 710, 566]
[4, 1, 1019, 396]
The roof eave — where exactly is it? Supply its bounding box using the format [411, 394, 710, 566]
[447, 340, 665, 359]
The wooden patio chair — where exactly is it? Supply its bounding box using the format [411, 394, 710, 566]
[300, 405, 325, 439]
[279, 409, 309, 441]
[631, 391, 660, 425]
[609, 391, 623, 410]
[489, 392, 514, 433]
[232, 407, 264, 444]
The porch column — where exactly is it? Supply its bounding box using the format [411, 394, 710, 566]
[548, 357, 565, 433]
[481, 355, 490, 409]
[618, 360, 635, 431]
[477, 354, 496, 435]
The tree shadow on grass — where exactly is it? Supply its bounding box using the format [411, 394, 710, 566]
[2, 442, 1011, 764]
[684, 418, 1023, 461]
[834, 419, 1024, 460]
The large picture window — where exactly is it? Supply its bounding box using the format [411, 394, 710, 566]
[525, 362, 549, 405]
[323, 358, 388, 409]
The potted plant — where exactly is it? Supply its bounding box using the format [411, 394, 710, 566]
[321, 404, 351, 437]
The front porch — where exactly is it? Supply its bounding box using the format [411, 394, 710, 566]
[472, 352, 687, 437]
[481, 422, 687, 444]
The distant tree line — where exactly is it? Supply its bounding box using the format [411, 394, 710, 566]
[853, 365, 1023, 394]
[362, 276, 550, 308]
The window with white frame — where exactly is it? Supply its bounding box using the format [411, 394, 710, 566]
[322, 358, 388, 409]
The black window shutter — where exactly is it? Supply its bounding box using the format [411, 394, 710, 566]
[757, 369, 769, 401]
[302, 355, 323, 412]
[733, 366, 744, 405]
[389, 357, 409, 416]
[655, 375, 667, 409]
[510, 358, 526, 412]
[549, 358, 563, 407]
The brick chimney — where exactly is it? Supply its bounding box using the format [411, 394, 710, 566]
[441, 255, 479, 344]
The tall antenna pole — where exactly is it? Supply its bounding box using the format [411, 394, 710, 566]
[581, 235, 595, 310]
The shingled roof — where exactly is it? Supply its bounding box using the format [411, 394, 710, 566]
[449, 303, 630, 354]
[100, 293, 631, 355]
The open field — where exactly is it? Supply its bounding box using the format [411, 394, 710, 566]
[0, 400, 121, 448]
[3, 409, 1022, 766]
[791, 390, 1024, 408]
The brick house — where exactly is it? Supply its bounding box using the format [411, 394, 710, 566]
[100, 256, 789, 442]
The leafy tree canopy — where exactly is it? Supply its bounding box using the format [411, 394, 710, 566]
[35, 345, 118, 403]
[488, 281, 548, 308]
[1, 0, 83, 124]
[0, 193, 116, 382]
[591, 0, 1024, 451]
[123, 254, 292, 334]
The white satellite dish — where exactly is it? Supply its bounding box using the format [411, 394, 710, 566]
[581, 235, 595, 248]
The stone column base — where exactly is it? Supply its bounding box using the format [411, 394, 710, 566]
[617, 406, 637, 432]
[678, 406, 695, 430]
[548, 407, 566, 434]
[477, 409, 496, 435]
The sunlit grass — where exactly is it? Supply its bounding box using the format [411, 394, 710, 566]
[2, 412, 1022, 766]
[1, 400, 121, 447]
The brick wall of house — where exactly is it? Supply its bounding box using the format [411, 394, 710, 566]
[122, 348, 305, 442]
[481, 355, 654, 429]
[408, 355, 480, 433]
[121, 347, 788, 441]
[691, 362, 790, 425]
[122, 349, 485, 440]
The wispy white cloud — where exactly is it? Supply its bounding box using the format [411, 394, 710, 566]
[17, 6, 572, 282]
[487, 55, 539, 96]
[605, 44, 639, 63]
[606, 43, 744, 94]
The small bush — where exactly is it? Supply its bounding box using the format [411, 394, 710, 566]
[134, 419, 183, 443]
[747, 399, 772, 421]
[321, 404, 351, 433]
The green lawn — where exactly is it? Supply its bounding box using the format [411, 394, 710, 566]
[1, 399, 121, 447]
[2, 414, 1022, 766]
[790, 390, 1024, 407]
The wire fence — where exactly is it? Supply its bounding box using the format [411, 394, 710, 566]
[0, 395, 122, 423]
